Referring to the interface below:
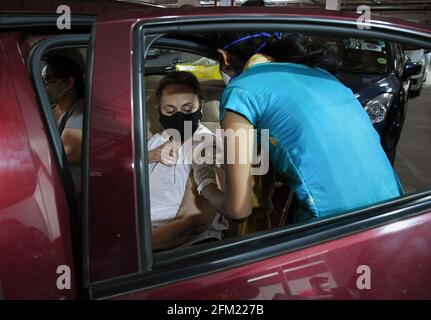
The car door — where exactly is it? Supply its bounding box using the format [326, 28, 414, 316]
[0, 19, 80, 299]
[85, 8, 431, 300]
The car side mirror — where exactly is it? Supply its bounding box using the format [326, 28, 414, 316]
[403, 62, 422, 80]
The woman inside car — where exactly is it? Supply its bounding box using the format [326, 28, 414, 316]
[42, 54, 85, 195]
[193, 32, 404, 224]
[147, 71, 228, 251]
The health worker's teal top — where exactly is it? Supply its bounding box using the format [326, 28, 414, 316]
[220, 62, 403, 222]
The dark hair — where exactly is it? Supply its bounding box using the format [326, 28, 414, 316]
[43, 55, 85, 99]
[155, 71, 204, 108]
[218, 32, 340, 75]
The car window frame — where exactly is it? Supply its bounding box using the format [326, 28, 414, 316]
[27, 30, 94, 296]
[84, 15, 431, 299]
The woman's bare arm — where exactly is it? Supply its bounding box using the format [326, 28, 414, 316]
[152, 173, 215, 251]
[62, 128, 82, 165]
[200, 111, 254, 220]
[151, 215, 206, 251]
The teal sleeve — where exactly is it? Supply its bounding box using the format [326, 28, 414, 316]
[220, 87, 259, 126]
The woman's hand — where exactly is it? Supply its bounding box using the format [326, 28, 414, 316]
[148, 138, 179, 166]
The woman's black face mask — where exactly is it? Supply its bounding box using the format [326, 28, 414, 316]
[159, 109, 202, 141]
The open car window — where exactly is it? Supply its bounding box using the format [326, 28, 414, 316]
[146, 48, 221, 80]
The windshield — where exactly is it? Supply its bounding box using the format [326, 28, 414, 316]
[341, 38, 389, 74]
[308, 37, 389, 74]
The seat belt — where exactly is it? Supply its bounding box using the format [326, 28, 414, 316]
[58, 102, 79, 135]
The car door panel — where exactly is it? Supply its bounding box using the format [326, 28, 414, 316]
[88, 20, 140, 282]
[0, 32, 76, 299]
[115, 212, 431, 300]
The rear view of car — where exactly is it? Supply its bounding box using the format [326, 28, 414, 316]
[403, 45, 431, 96]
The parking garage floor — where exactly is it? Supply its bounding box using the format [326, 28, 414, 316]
[395, 69, 431, 194]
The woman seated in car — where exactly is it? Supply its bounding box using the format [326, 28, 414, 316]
[42, 54, 84, 195]
[147, 71, 228, 251]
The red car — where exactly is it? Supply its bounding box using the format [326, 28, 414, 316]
[1, 0, 431, 300]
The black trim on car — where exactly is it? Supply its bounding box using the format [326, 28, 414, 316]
[132, 15, 431, 50]
[81, 26, 96, 293]
[89, 16, 431, 299]
[28, 34, 90, 298]
[132, 32, 156, 273]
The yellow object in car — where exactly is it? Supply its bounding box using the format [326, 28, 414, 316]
[176, 64, 222, 80]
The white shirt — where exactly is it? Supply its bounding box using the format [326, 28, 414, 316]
[148, 124, 226, 236]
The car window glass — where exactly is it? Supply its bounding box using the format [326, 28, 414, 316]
[141, 33, 430, 259]
[145, 48, 221, 79]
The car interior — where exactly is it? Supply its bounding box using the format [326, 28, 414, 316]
[138, 32, 419, 247]
[31, 31, 415, 253]
[143, 34, 300, 243]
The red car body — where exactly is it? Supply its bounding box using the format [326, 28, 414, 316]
[1, 1, 431, 300]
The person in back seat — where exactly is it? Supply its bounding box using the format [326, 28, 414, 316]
[147, 71, 228, 251]
[42, 55, 84, 194]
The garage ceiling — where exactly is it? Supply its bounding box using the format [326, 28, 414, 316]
[129, 0, 431, 25]
[268, 0, 431, 11]
[256, 0, 431, 25]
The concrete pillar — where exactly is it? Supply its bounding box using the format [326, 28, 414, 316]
[326, 0, 341, 11]
[177, 0, 200, 6]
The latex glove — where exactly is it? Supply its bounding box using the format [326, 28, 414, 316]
[192, 162, 217, 195]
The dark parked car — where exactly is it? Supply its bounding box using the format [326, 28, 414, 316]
[1, 1, 431, 300]
[314, 38, 421, 163]
[340, 40, 421, 163]
[403, 45, 431, 96]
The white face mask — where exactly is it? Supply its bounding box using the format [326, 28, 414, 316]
[221, 70, 232, 86]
